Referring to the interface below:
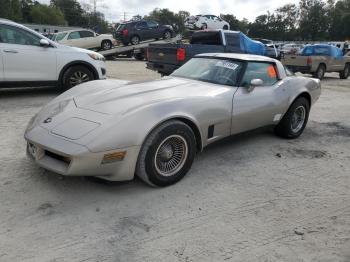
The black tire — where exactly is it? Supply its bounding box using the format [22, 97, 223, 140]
[313, 64, 326, 80]
[275, 97, 310, 139]
[134, 53, 144, 61]
[130, 35, 140, 45]
[163, 30, 172, 39]
[101, 40, 112, 50]
[223, 25, 229, 30]
[201, 23, 207, 30]
[339, 64, 350, 79]
[62, 66, 94, 90]
[136, 120, 196, 187]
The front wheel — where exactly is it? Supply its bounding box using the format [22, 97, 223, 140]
[62, 66, 94, 90]
[339, 64, 350, 79]
[275, 97, 310, 139]
[136, 120, 196, 187]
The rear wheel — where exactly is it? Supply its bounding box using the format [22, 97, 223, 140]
[62, 66, 94, 90]
[130, 35, 140, 45]
[223, 25, 229, 30]
[163, 30, 172, 39]
[340, 64, 350, 79]
[275, 97, 310, 139]
[313, 64, 326, 80]
[101, 40, 112, 50]
[136, 120, 196, 187]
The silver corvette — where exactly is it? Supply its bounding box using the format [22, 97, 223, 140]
[25, 53, 321, 187]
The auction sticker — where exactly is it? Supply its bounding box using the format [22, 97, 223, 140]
[215, 61, 239, 70]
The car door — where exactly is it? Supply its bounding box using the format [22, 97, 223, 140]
[65, 31, 84, 48]
[0, 24, 57, 82]
[147, 21, 160, 39]
[135, 21, 148, 41]
[231, 62, 289, 135]
[79, 30, 97, 49]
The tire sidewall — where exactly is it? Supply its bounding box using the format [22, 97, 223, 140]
[140, 122, 196, 187]
[276, 97, 310, 139]
[163, 30, 171, 39]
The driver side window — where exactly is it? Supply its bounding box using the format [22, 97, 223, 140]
[241, 62, 278, 87]
[0, 24, 41, 46]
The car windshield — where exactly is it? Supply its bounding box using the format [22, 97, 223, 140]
[55, 32, 67, 41]
[171, 57, 243, 86]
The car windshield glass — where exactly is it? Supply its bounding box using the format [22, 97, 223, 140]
[55, 32, 67, 41]
[171, 58, 243, 86]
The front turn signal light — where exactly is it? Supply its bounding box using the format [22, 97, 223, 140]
[101, 151, 127, 164]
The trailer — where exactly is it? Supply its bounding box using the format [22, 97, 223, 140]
[98, 35, 182, 60]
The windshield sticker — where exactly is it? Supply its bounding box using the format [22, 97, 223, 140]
[215, 61, 239, 70]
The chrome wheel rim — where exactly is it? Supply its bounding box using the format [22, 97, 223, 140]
[164, 32, 171, 39]
[69, 71, 90, 86]
[103, 41, 111, 49]
[154, 135, 188, 177]
[131, 37, 139, 45]
[291, 106, 306, 133]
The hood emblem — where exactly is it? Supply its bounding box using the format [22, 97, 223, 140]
[43, 117, 52, 124]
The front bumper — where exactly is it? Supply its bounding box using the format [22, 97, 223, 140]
[25, 125, 140, 181]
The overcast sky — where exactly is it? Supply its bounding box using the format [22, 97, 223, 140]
[39, 0, 300, 22]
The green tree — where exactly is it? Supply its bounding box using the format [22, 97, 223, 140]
[299, 0, 329, 40]
[0, 0, 22, 21]
[50, 0, 87, 26]
[30, 4, 65, 25]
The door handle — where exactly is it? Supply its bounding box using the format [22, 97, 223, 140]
[4, 49, 18, 53]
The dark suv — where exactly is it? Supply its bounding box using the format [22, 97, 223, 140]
[115, 20, 173, 45]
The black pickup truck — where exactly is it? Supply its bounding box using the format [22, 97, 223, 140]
[146, 30, 266, 75]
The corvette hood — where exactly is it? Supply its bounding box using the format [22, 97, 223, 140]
[74, 77, 204, 115]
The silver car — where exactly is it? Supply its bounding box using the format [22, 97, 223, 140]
[24, 53, 321, 187]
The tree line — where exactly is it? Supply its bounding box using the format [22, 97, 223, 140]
[0, 0, 349, 40]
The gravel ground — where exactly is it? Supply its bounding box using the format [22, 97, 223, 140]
[0, 60, 350, 262]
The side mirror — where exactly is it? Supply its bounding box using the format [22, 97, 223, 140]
[248, 79, 263, 92]
[40, 39, 50, 47]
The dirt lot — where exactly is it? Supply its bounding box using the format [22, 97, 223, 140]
[1, 60, 350, 262]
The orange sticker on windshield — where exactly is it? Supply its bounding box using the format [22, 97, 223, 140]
[267, 65, 277, 78]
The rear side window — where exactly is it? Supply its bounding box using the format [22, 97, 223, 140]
[241, 62, 279, 87]
[136, 22, 147, 29]
[147, 21, 158, 28]
[68, 31, 80, 40]
[79, 31, 94, 38]
[224, 33, 240, 48]
[116, 24, 126, 31]
[190, 31, 222, 45]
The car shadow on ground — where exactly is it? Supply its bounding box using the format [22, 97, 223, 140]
[0, 86, 61, 98]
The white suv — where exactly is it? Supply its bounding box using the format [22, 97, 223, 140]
[52, 29, 116, 50]
[185, 15, 230, 30]
[0, 20, 107, 90]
